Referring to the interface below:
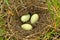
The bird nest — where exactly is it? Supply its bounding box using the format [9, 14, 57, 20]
[2, 0, 53, 40]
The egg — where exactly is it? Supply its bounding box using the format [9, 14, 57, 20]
[31, 14, 39, 24]
[21, 14, 30, 22]
[21, 24, 32, 30]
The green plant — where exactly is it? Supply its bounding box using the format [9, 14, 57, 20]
[0, 28, 5, 36]
[41, 0, 60, 40]
[47, 0, 60, 27]
[4, 0, 9, 6]
[42, 28, 60, 40]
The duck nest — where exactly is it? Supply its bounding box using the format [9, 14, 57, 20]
[1, 0, 53, 40]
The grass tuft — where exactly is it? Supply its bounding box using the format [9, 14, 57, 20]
[47, 0, 60, 28]
[4, 0, 9, 6]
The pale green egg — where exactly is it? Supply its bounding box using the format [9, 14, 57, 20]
[21, 24, 32, 30]
[31, 14, 39, 24]
[21, 14, 30, 22]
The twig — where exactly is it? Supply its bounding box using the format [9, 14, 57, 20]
[25, 25, 51, 39]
